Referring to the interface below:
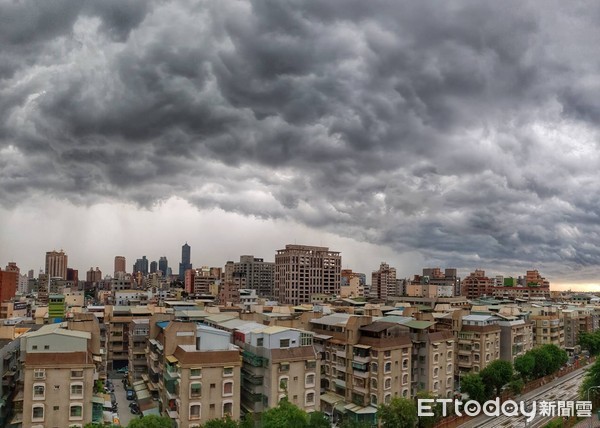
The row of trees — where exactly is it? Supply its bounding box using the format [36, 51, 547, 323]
[579, 330, 600, 356]
[460, 344, 568, 404]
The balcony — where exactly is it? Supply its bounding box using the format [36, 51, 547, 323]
[353, 369, 369, 379]
[353, 354, 371, 364]
[336, 350, 346, 359]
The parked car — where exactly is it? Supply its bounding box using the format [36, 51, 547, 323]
[126, 389, 135, 400]
[116, 366, 129, 374]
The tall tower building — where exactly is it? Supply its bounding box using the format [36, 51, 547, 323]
[86, 267, 102, 284]
[234, 255, 275, 298]
[114, 256, 126, 276]
[275, 244, 341, 305]
[158, 257, 168, 276]
[133, 256, 149, 276]
[150, 261, 157, 274]
[179, 243, 192, 280]
[371, 262, 397, 300]
[45, 250, 68, 279]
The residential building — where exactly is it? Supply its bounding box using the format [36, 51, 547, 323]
[48, 294, 66, 321]
[114, 256, 126, 276]
[462, 270, 493, 300]
[529, 306, 565, 347]
[275, 245, 341, 305]
[129, 319, 149, 381]
[236, 325, 319, 416]
[497, 317, 534, 362]
[370, 263, 397, 300]
[45, 250, 68, 279]
[456, 315, 501, 377]
[0, 269, 17, 304]
[234, 255, 275, 298]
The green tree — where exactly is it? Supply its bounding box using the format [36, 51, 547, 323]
[377, 397, 418, 428]
[338, 420, 372, 428]
[460, 373, 488, 403]
[204, 415, 240, 428]
[541, 344, 568, 373]
[580, 331, 600, 355]
[261, 398, 309, 428]
[308, 411, 331, 428]
[514, 353, 535, 380]
[508, 378, 524, 395]
[530, 347, 553, 379]
[580, 357, 600, 402]
[127, 415, 173, 428]
[480, 360, 513, 396]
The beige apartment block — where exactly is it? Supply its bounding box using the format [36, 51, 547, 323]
[409, 326, 455, 398]
[20, 323, 102, 427]
[528, 306, 565, 347]
[310, 314, 412, 425]
[235, 324, 319, 415]
[147, 318, 241, 427]
[497, 318, 534, 362]
[456, 315, 501, 376]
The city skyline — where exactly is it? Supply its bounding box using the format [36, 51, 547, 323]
[3, 2, 600, 291]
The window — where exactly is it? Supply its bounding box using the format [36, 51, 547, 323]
[371, 394, 378, 406]
[433, 381, 439, 390]
[305, 360, 316, 369]
[384, 362, 392, 373]
[402, 358, 408, 369]
[44, 345, 49, 350]
[190, 383, 202, 398]
[447, 351, 453, 360]
[447, 377, 453, 387]
[402, 388, 409, 397]
[280, 339, 290, 348]
[190, 368, 202, 378]
[32, 405, 44, 421]
[301, 332, 313, 346]
[384, 350, 391, 358]
[385, 393, 392, 404]
[33, 384, 45, 399]
[34, 369, 45, 380]
[70, 383, 83, 399]
[71, 370, 83, 379]
[402, 374, 408, 385]
[433, 354, 439, 363]
[223, 381, 233, 397]
[257, 338, 264, 347]
[305, 391, 315, 405]
[189, 404, 201, 420]
[32, 345, 38, 350]
[223, 367, 233, 376]
[279, 377, 289, 391]
[305, 374, 315, 387]
[223, 402, 233, 417]
[371, 362, 378, 373]
[384, 377, 391, 390]
[279, 363, 290, 372]
[371, 378, 378, 390]
[433, 368, 439, 378]
[371, 350, 378, 357]
[70, 404, 83, 420]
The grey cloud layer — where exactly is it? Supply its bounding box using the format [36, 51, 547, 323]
[2, 0, 600, 278]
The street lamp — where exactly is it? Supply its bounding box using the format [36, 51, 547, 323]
[587, 386, 600, 428]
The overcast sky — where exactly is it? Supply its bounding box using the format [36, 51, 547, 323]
[2, 1, 600, 290]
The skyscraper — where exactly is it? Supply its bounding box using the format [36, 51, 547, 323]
[45, 250, 68, 279]
[233, 255, 275, 298]
[371, 262, 397, 300]
[114, 256, 126, 275]
[275, 244, 341, 305]
[133, 256, 149, 276]
[158, 256, 168, 276]
[179, 243, 192, 280]
[150, 261, 157, 274]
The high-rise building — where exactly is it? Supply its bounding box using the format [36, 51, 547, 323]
[133, 256, 149, 276]
[150, 261, 157, 274]
[28, 269, 34, 279]
[233, 255, 275, 298]
[275, 244, 341, 305]
[463, 270, 493, 299]
[45, 250, 68, 279]
[371, 262, 397, 300]
[114, 256, 126, 276]
[158, 257, 168, 276]
[86, 267, 102, 284]
[179, 243, 192, 280]
[0, 269, 17, 303]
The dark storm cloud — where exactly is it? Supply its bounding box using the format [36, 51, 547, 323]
[3, 0, 600, 279]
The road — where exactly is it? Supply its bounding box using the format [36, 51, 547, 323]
[110, 372, 136, 426]
[459, 366, 589, 428]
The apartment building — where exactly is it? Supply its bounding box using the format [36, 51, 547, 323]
[129, 319, 150, 381]
[146, 318, 241, 427]
[310, 314, 412, 425]
[234, 324, 319, 415]
[370, 263, 397, 300]
[234, 255, 275, 299]
[407, 268, 459, 298]
[529, 306, 565, 347]
[462, 270, 494, 300]
[497, 317, 534, 362]
[19, 323, 103, 427]
[563, 307, 594, 351]
[275, 245, 341, 305]
[405, 322, 455, 398]
[456, 315, 501, 376]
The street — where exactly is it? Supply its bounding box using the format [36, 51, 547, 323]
[111, 373, 136, 426]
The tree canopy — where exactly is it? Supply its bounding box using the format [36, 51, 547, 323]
[377, 397, 418, 428]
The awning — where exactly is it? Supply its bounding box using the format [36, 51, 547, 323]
[320, 393, 345, 405]
[344, 404, 378, 414]
[91, 396, 105, 404]
[353, 344, 372, 349]
[166, 355, 178, 364]
[314, 334, 333, 340]
[137, 389, 151, 400]
[143, 407, 161, 416]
